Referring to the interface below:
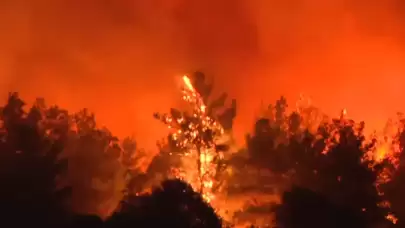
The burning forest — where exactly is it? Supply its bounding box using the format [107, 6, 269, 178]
[1, 71, 405, 228]
[5, 1, 405, 228]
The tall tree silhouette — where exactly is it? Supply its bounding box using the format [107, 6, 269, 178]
[382, 125, 405, 226]
[0, 93, 71, 226]
[153, 73, 235, 199]
[313, 118, 388, 227]
[0, 93, 129, 223]
[276, 186, 365, 228]
[246, 97, 388, 227]
[68, 109, 127, 218]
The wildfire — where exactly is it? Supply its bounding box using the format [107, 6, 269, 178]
[154, 82, 404, 225]
[332, 109, 402, 224]
[155, 75, 225, 203]
[296, 100, 402, 224]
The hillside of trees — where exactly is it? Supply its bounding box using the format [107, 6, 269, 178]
[1, 72, 405, 228]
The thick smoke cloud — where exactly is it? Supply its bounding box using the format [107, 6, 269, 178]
[1, 0, 405, 149]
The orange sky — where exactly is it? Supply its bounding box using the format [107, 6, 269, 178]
[1, 0, 405, 150]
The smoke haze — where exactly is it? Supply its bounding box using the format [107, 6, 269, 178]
[1, 0, 405, 149]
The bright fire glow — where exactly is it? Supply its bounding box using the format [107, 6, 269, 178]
[156, 80, 404, 225]
[296, 98, 402, 224]
[155, 75, 225, 203]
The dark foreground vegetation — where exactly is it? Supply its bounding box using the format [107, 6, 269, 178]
[0, 92, 220, 228]
[2, 72, 405, 228]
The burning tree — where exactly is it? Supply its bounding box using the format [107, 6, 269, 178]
[154, 75, 229, 202]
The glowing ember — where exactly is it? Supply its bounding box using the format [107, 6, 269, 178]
[386, 213, 399, 224]
[155, 75, 225, 203]
[343, 110, 402, 224]
[297, 100, 402, 224]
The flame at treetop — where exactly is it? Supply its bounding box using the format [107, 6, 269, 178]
[154, 75, 225, 203]
[295, 96, 401, 224]
[363, 117, 403, 224]
[154, 79, 404, 225]
[316, 108, 402, 224]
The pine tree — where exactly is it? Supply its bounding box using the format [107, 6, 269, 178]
[154, 73, 233, 202]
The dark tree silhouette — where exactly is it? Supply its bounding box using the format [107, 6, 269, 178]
[107, 179, 222, 228]
[64, 214, 103, 228]
[0, 91, 226, 228]
[190, 71, 236, 131]
[245, 97, 389, 227]
[0, 93, 71, 226]
[0, 93, 131, 225]
[382, 126, 405, 226]
[312, 120, 388, 226]
[276, 186, 365, 228]
[0, 87, 402, 228]
[122, 137, 149, 197]
[68, 109, 127, 218]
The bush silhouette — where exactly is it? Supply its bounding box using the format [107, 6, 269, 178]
[276, 186, 365, 228]
[107, 179, 222, 228]
[0, 87, 401, 228]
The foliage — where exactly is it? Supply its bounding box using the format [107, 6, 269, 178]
[0, 92, 71, 226]
[244, 97, 389, 227]
[0, 91, 224, 227]
[67, 110, 127, 218]
[276, 186, 365, 228]
[107, 179, 222, 228]
[2, 78, 405, 228]
[0, 93, 131, 222]
[382, 128, 405, 226]
[151, 72, 236, 196]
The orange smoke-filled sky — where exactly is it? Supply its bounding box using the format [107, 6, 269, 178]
[1, 0, 405, 149]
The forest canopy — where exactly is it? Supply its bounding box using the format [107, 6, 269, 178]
[1, 72, 405, 228]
